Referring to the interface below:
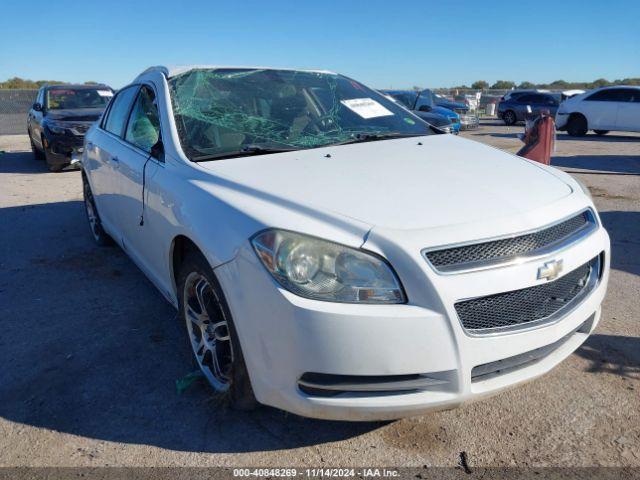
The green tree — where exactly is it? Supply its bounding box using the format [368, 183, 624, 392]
[517, 81, 536, 89]
[471, 80, 489, 90]
[491, 80, 516, 89]
[589, 78, 610, 88]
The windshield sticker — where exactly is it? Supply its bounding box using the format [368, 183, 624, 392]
[97, 90, 113, 97]
[340, 98, 393, 119]
[403, 117, 416, 125]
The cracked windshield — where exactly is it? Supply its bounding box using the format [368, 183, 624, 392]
[168, 68, 433, 160]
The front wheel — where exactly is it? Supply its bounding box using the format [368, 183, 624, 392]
[178, 252, 257, 410]
[567, 115, 588, 136]
[82, 173, 113, 246]
[594, 130, 609, 135]
[503, 110, 516, 126]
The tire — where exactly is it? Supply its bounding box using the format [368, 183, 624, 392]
[177, 252, 257, 410]
[29, 132, 44, 160]
[567, 114, 588, 137]
[82, 173, 114, 246]
[594, 130, 609, 135]
[503, 110, 516, 126]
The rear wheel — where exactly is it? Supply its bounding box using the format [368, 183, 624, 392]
[502, 110, 516, 126]
[567, 114, 588, 136]
[82, 173, 113, 246]
[178, 252, 257, 410]
[594, 130, 609, 135]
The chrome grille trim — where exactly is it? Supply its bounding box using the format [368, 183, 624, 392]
[454, 254, 601, 336]
[422, 209, 598, 274]
[297, 372, 449, 397]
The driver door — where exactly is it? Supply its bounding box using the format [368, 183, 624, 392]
[112, 85, 163, 282]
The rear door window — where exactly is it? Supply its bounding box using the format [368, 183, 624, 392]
[517, 94, 536, 103]
[103, 86, 139, 137]
[614, 88, 639, 103]
[124, 86, 160, 152]
[585, 89, 619, 102]
[539, 94, 558, 105]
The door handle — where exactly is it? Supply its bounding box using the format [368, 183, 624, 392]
[86, 141, 94, 150]
[111, 155, 119, 163]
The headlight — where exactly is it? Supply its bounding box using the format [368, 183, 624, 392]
[574, 178, 593, 201]
[251, 229, 406, 304]
[45, 121, 66, 134]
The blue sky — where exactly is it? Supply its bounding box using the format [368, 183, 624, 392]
[1, 0, 638, 89]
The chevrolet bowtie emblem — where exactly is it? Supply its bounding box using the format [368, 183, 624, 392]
[537, 259, 564, 281]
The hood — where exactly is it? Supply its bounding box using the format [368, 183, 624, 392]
[413, 111, 450, 127]
[431, 106, 459, 119]
[437, 100, 468, 112]
[45, 108, 104, 122]
[199, 135, 573, 231]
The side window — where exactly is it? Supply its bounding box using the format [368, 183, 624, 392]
[125, 86, 160, 152]
[104, 86, 139, 137]
[585, 89, 617, 102]
[614, 89, 638, 103]
[517, 94, 535, 103]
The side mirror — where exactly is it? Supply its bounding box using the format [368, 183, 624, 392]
[150, 139, 164, 161]
[33, 102, 42, 112]
[418, 105, 432, 112]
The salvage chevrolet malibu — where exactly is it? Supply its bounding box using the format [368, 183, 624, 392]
[81, 66, 610, 420]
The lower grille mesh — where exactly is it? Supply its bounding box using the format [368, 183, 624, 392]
[455, 255, 600, 333]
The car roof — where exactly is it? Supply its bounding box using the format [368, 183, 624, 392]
[136, 65, 337, 80]
[592, 85, 640, 90]
[381, 89, 416, 95]
[45, 84, 111, 90]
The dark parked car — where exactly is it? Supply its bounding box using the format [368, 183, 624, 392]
[382, 90, 460, 134]
[27, 84, 113, 171]
[497, 93, 559, 126]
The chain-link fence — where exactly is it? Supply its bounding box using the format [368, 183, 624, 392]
[0, 89, 37, 135]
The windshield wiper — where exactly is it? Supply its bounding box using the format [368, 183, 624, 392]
[330, 132, 426, 146]
[192, 145, 300, 162]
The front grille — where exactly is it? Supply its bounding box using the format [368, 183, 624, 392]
[455, 255, 600, 334]
[425, 210, 594, 272]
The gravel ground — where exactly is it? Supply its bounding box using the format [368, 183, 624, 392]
[0, 122, 638, 468]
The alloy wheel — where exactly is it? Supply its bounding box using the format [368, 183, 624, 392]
[183, 272, 234, 391]
[83, 180, 100, 242]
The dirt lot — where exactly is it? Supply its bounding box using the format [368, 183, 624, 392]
[1, 121, 639, 468]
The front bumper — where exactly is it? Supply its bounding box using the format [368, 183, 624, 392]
[459, 114, 479, 129]
[555, 113, 570, 130]
[215, 208, 610, 421]
[449, 119, 461, 134]
[43, 131, 85, 165]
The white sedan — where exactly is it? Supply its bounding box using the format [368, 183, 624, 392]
[81, 66, 610, 421]
[556, 86, 640, 136]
